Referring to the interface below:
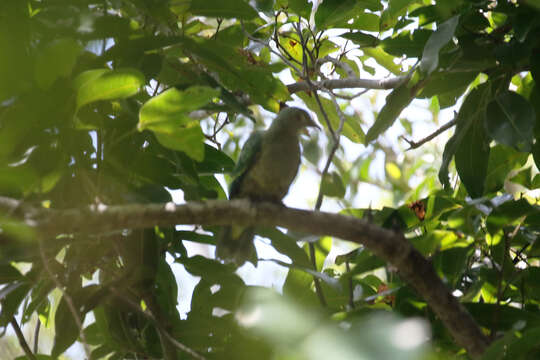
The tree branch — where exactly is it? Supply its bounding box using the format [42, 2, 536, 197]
[7, 198, 490, 358]
[286, 76, 408, 94]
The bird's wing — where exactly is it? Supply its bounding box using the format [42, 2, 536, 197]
[229, 131, 263, 198]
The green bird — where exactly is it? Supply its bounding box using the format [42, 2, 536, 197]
[217, 107, 319, 265]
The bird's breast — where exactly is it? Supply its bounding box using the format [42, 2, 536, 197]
[240, 136, 301, 201]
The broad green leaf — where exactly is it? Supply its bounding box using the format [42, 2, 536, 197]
[341, 32, 379, 47]
[189, 0, 259, 20]
[362, 47, 402, 75]
[138, 86, 218, 161]
[75, 68, 145, 110]
[365, 83, 415, 143]
[34, 38, 82, 89]
[380, 0, 420, 31]
[283, 268, 319, 306]
[258, 228, 312, 268]
[347, 12, 380, 31]
[484, 144, 529, 193]
[0, 264, 23, 284]
[485, 91, 535, 151]
[433, 246, 473, 286]
[420, 15, 460, 75]
[196, 145, 235, 174]
[321, 171, 346, 198]
[337, 248, 385, 278]
[455, 107, 490, 198]
[154, 123, 205, 162]
[289, 0, 312, 19]
[138, 86, 218, 130]
[419, 71, 477, 99]
[381, 29, 432, 58]
[0, 281, 32, 326]
[315, 0, 358, 29]
[439, 82, 492, 189]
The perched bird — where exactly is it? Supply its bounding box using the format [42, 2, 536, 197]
[217, 107, 319, 265]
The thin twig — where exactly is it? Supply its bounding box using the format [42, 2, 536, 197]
[10, 318, 37, 360]
[331, 88, 369, 100]
[212, 18, 223, 40]
[33, 318, 40, 353]
[402, 119, 457, 150]
[152, 81, 161, 96]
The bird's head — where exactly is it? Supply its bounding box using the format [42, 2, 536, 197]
[275, 107, 320, 134]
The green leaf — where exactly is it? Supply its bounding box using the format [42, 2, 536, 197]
[484, 144, 529, 193]
[439, 83, 492, 189]
[138, 86, 218, 161]
[321, 171, 346, 198]
[189, 0, 259, 20]
[139, 86, 218, 131]
[381, 29, 432, 58]
[485, 91, 535, 151]
[34, 38, 82, 89]
[288, 0, 313, 19]
[341, 32, 379, 47]
[419, 71, 477, 99]
[154, 123, 206, 162]
[455, 108, 490, 198]
[0, 264, 23, 284]
[420, 15, 460, 75]
[380, 0, 420, 31]
[283, 268, 319, 306]
[338, 248, 385, 278]
[258, 228, 312, 268]
[347, 12, 380, 31]
[196, 145, 235, 174]
[75, 68, 145, 110]
[315, 0, 358, 29]
[361, 47, 402, 75]
[0, 282, 32, 326]
[365, 83, 414, 143]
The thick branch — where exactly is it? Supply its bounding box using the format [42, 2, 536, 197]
[286, 76, 407, 94]
[9, 198, 489, 358]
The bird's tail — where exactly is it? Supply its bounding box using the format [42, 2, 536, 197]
[216, 225, 257, 266]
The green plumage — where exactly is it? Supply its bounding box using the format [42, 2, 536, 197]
[217, 107, 318, 265]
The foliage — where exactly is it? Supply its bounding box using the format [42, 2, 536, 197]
[0, 0, 540, 359]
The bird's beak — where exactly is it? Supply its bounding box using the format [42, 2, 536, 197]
[308, 118, 321, 130]
[302, 120, 320, 135]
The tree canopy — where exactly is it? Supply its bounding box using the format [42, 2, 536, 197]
[1, 0, 540, 359]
